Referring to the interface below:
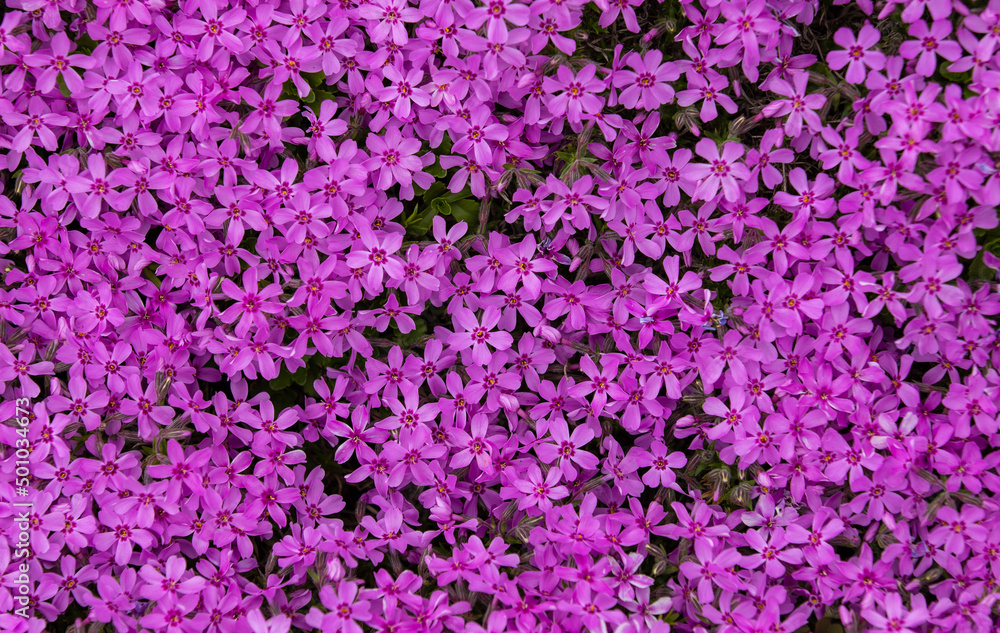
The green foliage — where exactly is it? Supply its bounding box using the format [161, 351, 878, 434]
[404, 178, 479, 237]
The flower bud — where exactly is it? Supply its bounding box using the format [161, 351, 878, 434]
[569, 243, 594, 273]
[704, 467, 730, 502]
[536, 324, 561, 344]
[500, 499, 519, 525]
[326, 558, 345, 582]
[728, 482, 755, 508]
[155, 371, 171, 402]
[673, 108, 701, 136]
[478, 197, 491, 228]
[355, 498, 367, 525]
[498, 393, 520, 413]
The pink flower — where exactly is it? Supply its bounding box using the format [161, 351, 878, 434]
[762, 71, 826, 136]
[612, 50, 678, 110]
[828, 23, 887, 84]
[544, 65, 606, 124]
[899, 20, 963, 77]
[510, 465, 569, 511]
[534, 417, 599, 479]
[447, 306, 514, 365]
[363, 127, 432, 200]
[685, 138, 750, 203]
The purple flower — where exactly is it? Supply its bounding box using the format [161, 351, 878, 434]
[612, 50, 678, 110]
[828, 23, 887, 84]
[899, 19, 963, 77]
[686, 138, 750, 202]
[508, 464, 568, 511]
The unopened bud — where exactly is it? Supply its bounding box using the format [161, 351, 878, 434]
[809, 71, 833, 87]
[951, 491, 984, 507]
[569, 243, 594, 273]
[536, 324, 562, 344]
[705, 468, 730, 502]
[729, 115, 760, 136]
[326, 558, 345, 582]
[388, 551, 403, 575]
[728, 482, 755, 508]
[500, 500, 519, 526]
[924, 492, 949, 522]
[498, 393, 520, 412]
[478, 197, 491, 229]
[644, 543, 667, 559]
[685, 451, 704, 474]
[581, 475, 609, 494]
[155, 371, 171, 402]
[673, 108, 701, 136]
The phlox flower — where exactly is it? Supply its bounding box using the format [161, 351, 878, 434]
[685, 138, 750, 203]
[509, 465, 569, 511]
[762, 71, 826, 137]
[447, 306, 514, 365]
[612, 50, 679, 110]
[543, 65, 606, 125]
[899, 20, 962, 77]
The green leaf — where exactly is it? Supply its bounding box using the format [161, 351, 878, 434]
[407, 209, 437, 237]
[55, 74, 72, 99]
[269, 371, 293, 391]
[291, 365, 309, 386]
[442, 187, 474, 203]
[309, 90, 336, 115]
[304, 71, 327, 88]
[425, 161, 447, 178]
[142, 265, 162, 289]
[74, 34, 99, 55]
[429, 197, 452, 216]
[397, 316, 429, 348]
[450, 199, 478, 225]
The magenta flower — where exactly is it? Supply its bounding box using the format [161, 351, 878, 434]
[686, 138, 750, 203]
[495, 234, 557, 300]
[24, 32, 96, 94]
[449, 413, 498, 475]
[451, 105, 509, 167]
[861, 592, 929, 633]
[676, 74, 737, 122]
[509, 464, 569, 511]
[306, 581, 373, 633]
[219, 267, 284, 338]
[742, 529, 802, 577]
[534, 418, 599, 479]
[357, 0, 423, 44]
[364, 128, 432, 200]
[376, 66, 431, 120]
[240, 82, 298, 145]
[762, 72, 826, 137]
[543, 65, 606, 125]
[679, 540, 745, 603]
[716, 0, 780, 82]
[610, 50, 678, 110]
[94, 510, 156, 566]
[447, 306, 513, 366]
[899, 20, 963, 77]
[828, 23, 887, 84]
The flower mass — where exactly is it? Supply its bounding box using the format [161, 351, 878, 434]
[1, 0, 1000, 631]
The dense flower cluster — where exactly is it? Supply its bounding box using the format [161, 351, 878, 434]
[1, 0, 1000, 631]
